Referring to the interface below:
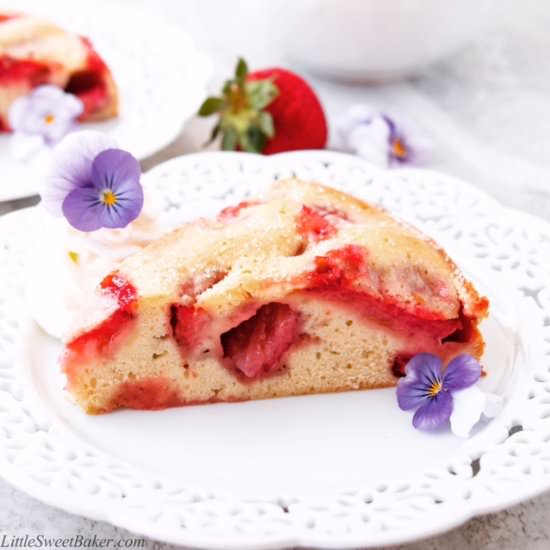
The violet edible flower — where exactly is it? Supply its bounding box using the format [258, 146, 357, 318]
[8, 85, 83, 145]
[41, 131, 144, 232]
[397, 353, 481, 431]
[334, 104, 418, 167]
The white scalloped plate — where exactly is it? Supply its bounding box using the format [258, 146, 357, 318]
[1, 152, 550, 549]
[0, 0, 212, 202]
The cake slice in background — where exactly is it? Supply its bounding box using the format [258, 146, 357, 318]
[61, 179, 489, 413]
[0, 12, 118, 131]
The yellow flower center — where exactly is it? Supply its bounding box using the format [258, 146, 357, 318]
[68, 251, 79, 264]
[44, 114, 55, 125]
[101, 190, 118, 207]
[392, 137, 407, 159]
[428, 381, 443, 397]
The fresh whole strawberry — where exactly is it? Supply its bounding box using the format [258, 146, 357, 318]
[198, 58, 328, 154]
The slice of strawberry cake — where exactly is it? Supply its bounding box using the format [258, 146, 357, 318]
[0, 12, 118, 131]
[62, 179, 489, 413]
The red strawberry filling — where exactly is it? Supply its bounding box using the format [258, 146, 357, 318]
[0, 56, 54, 85]
[166, 246, 472, 381]
[221, 302, 300, 378]
[296, 205, 339, 242]
[0, 14, 19, 23]
[218, 200, 260, 221]
[391, 354, 412, 378]
[303, 245, 469, 343]
[101, 273, 138, 306]
[107, 377, 182, 411]
[306, 244, 367, 289]
[64, 246, 479, 392]
[169, 271, 227, 353]
[105, 377, 252, 411]
[170, 305, 210, 351]
[66, 37, 110, 119]
[64, 274, 137, 382]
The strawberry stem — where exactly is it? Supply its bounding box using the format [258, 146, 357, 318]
[197, 58, 279, 153]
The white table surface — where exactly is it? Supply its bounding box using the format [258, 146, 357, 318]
[2, 0, 550, 548]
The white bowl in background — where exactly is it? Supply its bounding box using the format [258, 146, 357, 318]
[271, 0, 494, 81]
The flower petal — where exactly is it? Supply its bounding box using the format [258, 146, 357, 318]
[396, 379, 427, 411]
[115, 182, 144, 223]
[405, 353, 443, 380]
[96, 186, 144, 229]
[8, 95, 32, 132]
[91, 149, 141, 192]
[9, 85, 83, 143]
[333, 104, 376, 150]
[89, 148, 144, 228]
[413, 391, 453, 431]
[449, 386, 486, 438]
[443, 354, 482, 391]
[62, 186, 104, 232]
[41, 131, 117, 217]
[396, 353, 443, 411]
[8, 86, 61, 132]
[381, 114, 398, 138]
[348, 120, 391, 168]
[31, 84, 66, 103]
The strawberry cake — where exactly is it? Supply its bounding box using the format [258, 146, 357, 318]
[0, 12, 118, 132]
[62, 179, 489, 413]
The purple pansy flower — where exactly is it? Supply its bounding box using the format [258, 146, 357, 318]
[397, 353, 481, 431]
[41, 131, 144, 232]
[42, 131, 117, 216]
[8, 85, 83, 145]
[333, 104, 421, 168]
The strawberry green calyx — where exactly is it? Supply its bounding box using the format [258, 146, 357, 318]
[198, 58, 279, 153]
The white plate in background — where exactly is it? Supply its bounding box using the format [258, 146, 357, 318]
[0, 0, 212, 201]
